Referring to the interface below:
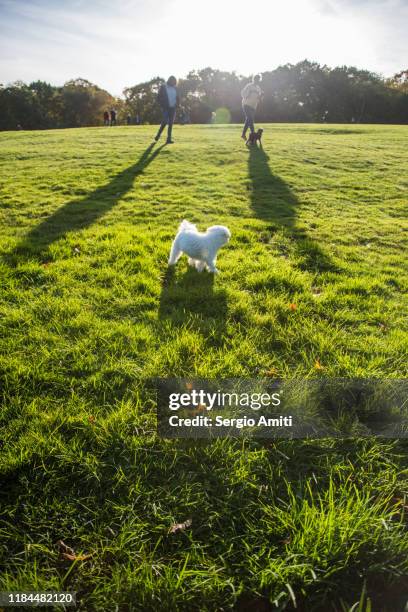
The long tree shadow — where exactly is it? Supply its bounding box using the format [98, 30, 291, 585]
[10, 143, 166, 262]
[248, 145, 336, 273]
[159, 266, 227, 336]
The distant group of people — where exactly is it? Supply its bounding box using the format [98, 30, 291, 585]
[104, 109, 142, 126]
[153, 74, 263, 145]
[103, 109, 117, 126]
[127, 113, 141, 125]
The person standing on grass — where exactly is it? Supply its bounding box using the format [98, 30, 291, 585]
[154, 76, 179, 144]
[110, 108, 117, 126]
[241, 74, 263, 141]
[103, 110, 110, 126]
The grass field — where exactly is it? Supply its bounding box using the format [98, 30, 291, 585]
[0, 123, 408, 611]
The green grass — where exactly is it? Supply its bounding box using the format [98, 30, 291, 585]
[0, 124, 408, 611]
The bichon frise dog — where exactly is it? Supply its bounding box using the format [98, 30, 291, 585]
[168, 220, 231, 274]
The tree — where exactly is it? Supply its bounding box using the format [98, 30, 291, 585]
[1, 62, 407, 131]
[0, 81, 43, 130]
[123, 78, 163, 124]
[60, 78, 115, 127]
[387, 70, 408, 93]
[29, 80, 61, 128]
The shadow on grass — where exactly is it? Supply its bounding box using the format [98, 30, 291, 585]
[9, 142, 166, 262]
[158, 266, 227, 334]
[2, 440, 407, 612]
[248, 144, 336, 273]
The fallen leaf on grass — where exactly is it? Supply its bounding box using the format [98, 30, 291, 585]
[289, 303, 297, 311]
[314, 360, 324, 370]
[168, 519, 192, 534]
[391, 496, 408, 512]
[56, 540, 92, 562]
[88, 415, 96, 425]
[264, 367, 279, 377]
[56, 540, 75, 555]
[61, 552, 93, 561]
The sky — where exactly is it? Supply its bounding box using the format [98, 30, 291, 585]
[0, 0, 407, 96]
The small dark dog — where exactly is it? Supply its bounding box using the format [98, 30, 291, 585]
[246, 128, 263, 146]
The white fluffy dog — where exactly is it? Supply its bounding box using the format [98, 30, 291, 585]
[168, 220, 231, 274]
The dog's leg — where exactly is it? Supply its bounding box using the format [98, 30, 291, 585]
[168, 239, 182, 265]
[206, 259, 219, 274]
[195, 261, 206, 272]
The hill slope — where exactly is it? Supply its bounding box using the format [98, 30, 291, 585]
[0, 124, 407, 610]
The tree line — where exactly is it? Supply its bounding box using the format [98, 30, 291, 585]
[1, 61, 407, 131]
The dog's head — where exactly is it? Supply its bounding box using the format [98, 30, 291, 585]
[206, 225, 231, 246]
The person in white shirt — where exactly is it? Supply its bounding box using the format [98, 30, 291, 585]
[241, 75, 263, 141]
[155, 76, 179, 144]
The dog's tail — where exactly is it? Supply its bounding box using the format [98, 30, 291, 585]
[178, 219, 197, 233]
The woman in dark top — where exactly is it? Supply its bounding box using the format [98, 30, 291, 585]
[154, 76, 179, 144]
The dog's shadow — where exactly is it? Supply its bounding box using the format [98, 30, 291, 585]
[158, 265, 227, 335]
